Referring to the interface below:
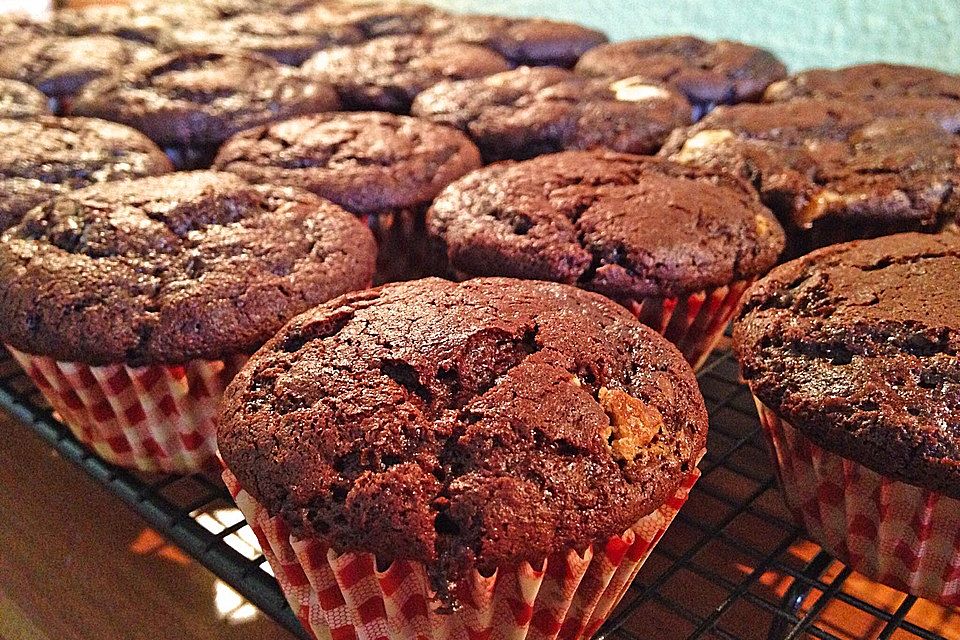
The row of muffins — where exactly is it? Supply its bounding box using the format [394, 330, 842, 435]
[0, 1, 957, 637]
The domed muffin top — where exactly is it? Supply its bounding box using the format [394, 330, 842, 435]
[764, 63, 960, 103]
[0, 78, 52, 119]
[213, 111, 481, 215]
[0, 116, 172, 232]
[660, 97, 960, 237]
[411, 66, 691, 162]
[71, 49, 341, 147]
[575, 35, 786, 107]
[219, 277, 707, 603]
[0, 171, 376, 365]
[428, 150, 784, 298]
[734, 232, 960, 496]
[302, 34, 511, 113]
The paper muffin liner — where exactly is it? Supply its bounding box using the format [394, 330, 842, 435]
[225, 464, 702, 640]
[8, 345, 247, 474]
[621, 280, 753, 370]
[755, 400, 960, 605]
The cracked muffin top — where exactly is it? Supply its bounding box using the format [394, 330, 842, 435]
[764, 63, 960, 103]
[660, 98, 960, 250]
[213, 111, 481, 216]
[52, 1, 223, 44]
[0, 171, 376, 365]
[575, 36, 786, 109]
[157, 12, 363, 66]
[218, 277, 707, 603]
[71, 49, 341, 147]
[0, 78, 51, 119]
[427, 150, 784, 299]
[302, 35, 511, 113]
[0, 35, 157, 98]
[410, 66, 691, 162]
[303, 0, 445, 38]
[734, 232, 960, 496]
[0, 13, 53, 49]
[424, 13, 607, 67]
[0, 116, 172, 232]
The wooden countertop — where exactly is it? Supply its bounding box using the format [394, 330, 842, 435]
[0, 410, 296, 640]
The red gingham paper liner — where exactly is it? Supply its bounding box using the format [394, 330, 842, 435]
[7, 345, 247, 474]
[621, 280, 753, 370]
[225, 464, 701, 640]
[755, 400, 960, 605]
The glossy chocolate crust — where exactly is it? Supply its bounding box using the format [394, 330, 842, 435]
[0, 116, 172, 232]
[575, 36, 786, 108]
[660, 98, 960, 251]
[764, 63, 960, 103]
[213, 111, 482, 215]
[427, 150, 784, 298]
[70, 49, 341, 147]
[219, 277, 707, 604]
[734, 232, 960, 496]
[411, 66, 691, 162]
[0, 172, 376, 365]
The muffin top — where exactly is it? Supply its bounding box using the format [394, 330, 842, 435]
[0, 116, 172, 232]
[734, 232, 960, 497]
[411, 67, 691, 162]
[213, 111, 482, 215]
[157, 12, 363, 66]
[302, 1, 445, 39]
[661, 98, 960, 233]
[0, 35, 157, 98]
[428, 150, 784, 298]
[71, 49, 341, 147]
[52, 1, 222, 44]
[0, 171, 376, 365]
[424, 13, 608, 68]
[218, 277, 707, 601]
[0, 78, 51, 119]
[764, 63, 960, 103]
[0, 13, 52, 49]
[575, 36, 787, 107]
[302, 35, 511, 113]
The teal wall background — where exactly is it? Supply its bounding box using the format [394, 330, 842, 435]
[431, 0, 959, 73]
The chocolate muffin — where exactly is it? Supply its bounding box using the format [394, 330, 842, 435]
[0, 35, 157, 111]
[219, 276, 708, 603]
[424, 13, 608, 68]
[52, 1, 222, 44]
[0, 116, 172, 232]
[0, 171, 377, 365]
[0, 78, 51, 119]
[0, 13, 52, 49]
[302, 35, 511, 113]
[70, 49, 341, 169]
[303, 0, 446, 39]
[734, 232, 960, 496]
[214, 111, 482, 282]
[660, 98, 960, 255]
[157, 12, 363, 66]
[733, 232, 960, 603]
[575, 36, 787, 118]
[764, 63, 960, 103]
[426, 150, 784, 367]
[411, 66, 691, 162]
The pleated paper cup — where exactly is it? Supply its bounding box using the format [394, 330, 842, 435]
[225, 465, 702, 640]
[755, 400, 960, 605]
[8, 345, 246, 474]
[621, 280, 753, 370]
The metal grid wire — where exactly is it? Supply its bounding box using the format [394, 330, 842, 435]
[1, 348, 957, 640]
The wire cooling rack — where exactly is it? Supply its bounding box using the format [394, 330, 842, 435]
[1, 347, 957, 640]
